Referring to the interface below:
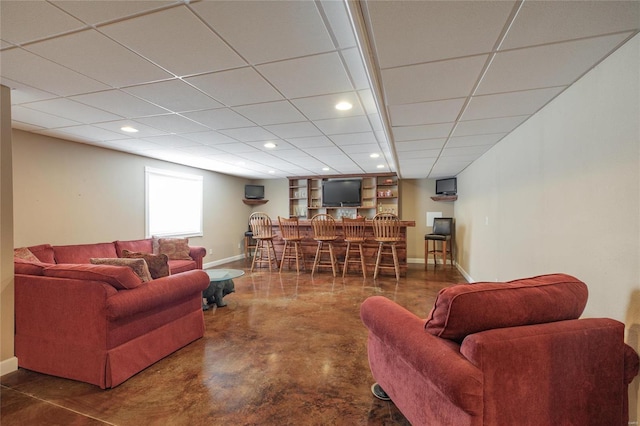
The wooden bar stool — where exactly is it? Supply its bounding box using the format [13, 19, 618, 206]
[311, 214, 338, 277]
[425, 217, 454, 267]
[249, 212, 278, 272]
[342, 217, 367, 278]
[373, 213, 401, 281]
[278, 216, 306, 274]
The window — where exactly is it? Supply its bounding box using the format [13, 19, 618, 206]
[145, 167, 203, 238]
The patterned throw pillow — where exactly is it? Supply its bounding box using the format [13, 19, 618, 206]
[14, 247, 40, 263]
[157, 238, 192, 260]
[121, 249, 170, 279]
[90, 257, 152, 282]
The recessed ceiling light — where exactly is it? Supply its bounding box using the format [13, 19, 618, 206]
[377, 164, 385, 169]
[322, 167, 330, 171]
[268, 170, 275, 174]
[335, 101, 352, 111]
[264, 142, 277, 149]
[121, 126, 138, 133]
[370, 153, 380, 158]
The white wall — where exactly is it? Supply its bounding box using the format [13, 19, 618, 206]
[455, 34, 640, 323]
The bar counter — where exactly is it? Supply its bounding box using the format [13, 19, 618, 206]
[263, 219, 416, 276]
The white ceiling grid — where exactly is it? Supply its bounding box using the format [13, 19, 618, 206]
[1, 0, 638, 179]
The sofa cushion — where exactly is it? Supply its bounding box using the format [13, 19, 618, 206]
[14, 258, 51, 275]
[53, 242, 118, 264]
[424, 274, 588, 343]
[120, 250, 170, 279]
[168, 259, 197, 274]
[43, 264, 143, 290]
[90, 258, 153, 282]
[158, 238, 192, 260]
[14, 247, 40, 262]
[114, 239, 153, 257]
[26, 244, 56, 263]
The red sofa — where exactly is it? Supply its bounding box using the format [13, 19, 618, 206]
[13, 239, 209, 389]
[361, 274, 640, 426]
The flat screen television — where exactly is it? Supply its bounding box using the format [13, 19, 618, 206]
[322, 178, 362, 207]
[435, 177, 457, 195]
[244, 184, 265, 199]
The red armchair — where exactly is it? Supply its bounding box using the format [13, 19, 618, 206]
[361, 274, 640, 425]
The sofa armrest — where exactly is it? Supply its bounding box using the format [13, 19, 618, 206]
[106, 270, 209, 320]
[460, 318, 632, 425]
[15, 274, 117, 347]
[189, 246, 206, 269]
[361, 296, 483, 411]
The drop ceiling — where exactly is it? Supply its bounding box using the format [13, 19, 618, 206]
[1, 1, 638, 179]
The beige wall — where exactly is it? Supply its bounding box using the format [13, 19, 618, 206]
[1, 85, 16, 372]
[12, 130, 253, 264]
[455, 34, 639, 419]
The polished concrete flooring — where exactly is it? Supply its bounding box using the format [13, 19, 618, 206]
[1, 260, 466, 425]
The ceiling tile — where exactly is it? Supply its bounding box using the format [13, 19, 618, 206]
[0, 1, 85, 44]
[101, 6, 246, 77]
[70, 90, 169, 118]
[141, 134, 199, 148]
[462, 87, 565, 121]
[313, 115, 372, 135]
[446, 134, 506, 148]
[291, 92, 364, 120]
[22, 98, 122, 123]
[381, 55, 488, 105]
[12, 106, 81, 128]
[124, 79, 223, 113]
[329, 132, 378, 146]
[397, 149, 441, 159]
[340, 143, 380, 154]
[265, 122, 323, 139]
[53, 124, 128, 141]
[365, 1, 516, 67]
[219, 126, 277, 142]
[215, 143, 260, 154]
[181, 130, 239, 145]
[342, 47, 370, 90]
[177, 144, 225, 157]
[135, 114, 210, 133]
[191, 1, 335, 64]
[25, 29, 172, 87]
[2, 78, 59, 104]
[453, 116, 529, 137]
[183, 108, 255, 130]
[94, 120, 167, 138]
[1, 48, 109, 96]
[285, 136, 335, 149]
[389, 98, 465, 126]
[258, 52, 353, 99]
[477, 33, 632, 95]
[502, 1, 640, 49]
[395, 139, 446, 151]
[234, 101, 306, 126]
[104, 138, 163, 152]
[52, 1, 175, 26]
[186, 67, 283, 107]
[392, 124, 454, 142]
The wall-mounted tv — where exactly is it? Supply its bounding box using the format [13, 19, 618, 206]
[322, 178, 362, 207]
[244, 184, 265, 199]
[435, 177, 457, 195]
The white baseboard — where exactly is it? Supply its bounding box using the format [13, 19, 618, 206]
[203, 254, 245, 269]
[455, 264, 474, 283]
[0, 356, 18, 377]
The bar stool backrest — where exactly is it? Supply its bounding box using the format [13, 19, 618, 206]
[278, 216, 301, 240]
[311, 214, 337, 241]
[342, 217, 366, 242]
[249, 212, 273, 239]
[373, 213, 401, 242]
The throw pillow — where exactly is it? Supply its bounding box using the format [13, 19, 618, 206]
[121, 249, 170, 279]
[158, 238, 192, 260]
[14, 247, 40, 263]
[90, 257, 152, 282]
[424, 273, 588, 343]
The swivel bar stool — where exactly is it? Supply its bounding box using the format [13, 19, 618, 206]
[249, 212, 278, 272]
[342, 217, 367, 278]
[372, 213, 401, 281]
[278, 216, 306, 274]
[311, 214, 339, 277]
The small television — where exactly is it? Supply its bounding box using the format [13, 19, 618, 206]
[244, 184, 265, 199]
[322, 178, 362, 207]
[435, 177, 457, 195]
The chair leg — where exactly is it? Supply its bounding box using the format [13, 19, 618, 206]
[250, 240, 259, 272]
[374, 242, 383, 279]
[424, 239, 428, 269]
[442, 241, 447, 266]
[328, 243, 337, 277]
[391, 244, 400, 281]
[294, 241, 302, 274]
[358, 243, 367, 278]
[342, 241, 351, 278]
